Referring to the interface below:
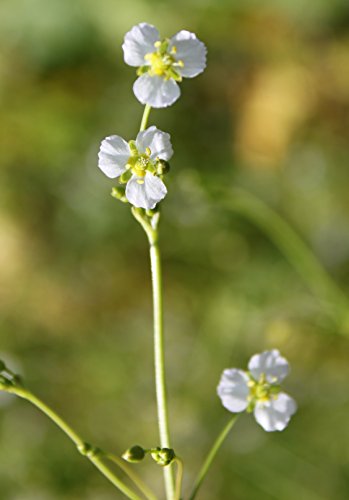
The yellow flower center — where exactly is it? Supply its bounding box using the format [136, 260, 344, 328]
[247, 373, 280, 410]
[139, 40, 184, 82]
[126, 144, 155, 184]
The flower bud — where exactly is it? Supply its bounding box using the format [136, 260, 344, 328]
[122, 445, 145, 463]
[151, 447, 175, 466]
[156, 159, 170, 176]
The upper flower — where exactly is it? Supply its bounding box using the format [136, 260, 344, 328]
[98, 126, 173, 210]
[217, 350, 297, 432]
[122, 23, 207, 108]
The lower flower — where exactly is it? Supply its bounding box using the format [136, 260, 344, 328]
[217, 349, 297, 432]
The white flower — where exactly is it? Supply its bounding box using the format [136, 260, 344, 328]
[122, 23, 207, 108]
[98, 126, 173, 209]
[217, 350, 297, 432]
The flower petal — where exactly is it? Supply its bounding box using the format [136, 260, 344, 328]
[248, 350, 289, 384]
[133, 74, 180, 108]
[98, 135, 130, 178]
[217, 368, 250, 413]
[253, 393, 297, 432]
[125, 172, 167, 209]
[170, 30, 207, 78]
[122, 23, 160, 67]
[136, 126, 173, 161]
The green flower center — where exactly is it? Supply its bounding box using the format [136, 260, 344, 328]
[137, 40, 184, 82]
[247, 373, 281, 412]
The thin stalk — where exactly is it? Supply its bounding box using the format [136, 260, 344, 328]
[174, 457, 184, 500]
[140, 105, 152, 131]
[149, 238, 175, 499]
[189, 415, 239, 500]
[131, 208, 175, 500]
[12, 387, 142, 500]
[106, 453, 158, 500]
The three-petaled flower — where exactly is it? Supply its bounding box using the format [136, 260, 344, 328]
[122, 23, 207, 108]
[217, 350, 297, 432]
[98, 126, 173, 210]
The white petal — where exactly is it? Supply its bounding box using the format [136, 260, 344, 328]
[133, 74, 180, 108]
[248, 350, 289, 384]
[254, 393, 297, 432]
[136, 126, 173, 161]
[170, 30, 207, 78]
[125, 172, 167, 209]
[98, 135, 130, 178]
[217, 369, 250, 413]
[122, 23, 160, 67]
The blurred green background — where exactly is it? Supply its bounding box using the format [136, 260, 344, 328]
[1, 0, 349, 498]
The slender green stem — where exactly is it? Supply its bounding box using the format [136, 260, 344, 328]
[189, 415, 239, 500]
[106, 453, 158, 500]
[174, 457, 184, 500]
[11, 387, 142, 500]
[150, 237, 175, 499]
[132, 208, 175, 500]
[140, 104, 152, 132]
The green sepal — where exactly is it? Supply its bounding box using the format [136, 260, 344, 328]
[111, 187, 128, 203]
[128, 140, 138, 156]
[167, 68, 182, 82]
[119, 170, 132, 184]
[136, 65, 149, 76]
[156, 159, 170, 175]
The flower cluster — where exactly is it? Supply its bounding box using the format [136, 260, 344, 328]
[217, 350, 297, 432]
[98, 23, 207, 209]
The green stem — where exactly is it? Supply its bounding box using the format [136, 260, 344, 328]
[106, 453, 158, 500]
[188, 415, 239, 500]
[12, 387, 142, 500]
[150, 236, 175, 499]
[132, 208, 175, 500]
[140, 104, 152, 132]
[174, 457, 184, 500]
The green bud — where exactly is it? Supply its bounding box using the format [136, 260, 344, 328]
[122, 445, 145, 463]
[151, 447, 175, 466]
[156, 160, 170, 176]
[111, 186, 128, 203]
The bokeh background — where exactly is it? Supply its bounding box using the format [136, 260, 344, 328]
[1, 0, 349, 499]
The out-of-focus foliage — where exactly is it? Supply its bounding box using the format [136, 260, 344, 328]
[1, 0, 349, 499]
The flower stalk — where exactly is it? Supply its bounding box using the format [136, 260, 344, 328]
[0, 382, 143, 500]
[131, 207, 175, 499]
[188, 414, 239, 500]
